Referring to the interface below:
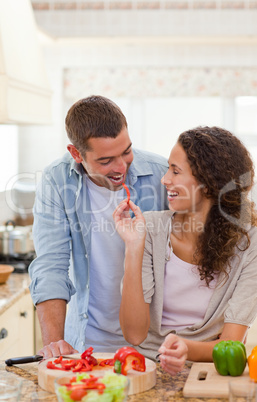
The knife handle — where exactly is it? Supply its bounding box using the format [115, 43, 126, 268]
[5, 355, 43, 366]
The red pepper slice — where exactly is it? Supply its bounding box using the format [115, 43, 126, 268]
[72, 361, 84, 372]
[81, 375, 98, 383]
[81, 347, 94, 359]
[70, 389, 88, 401]
[113, 346, 146, 376]
[61, 359, 77, 370]
[85, 355, 98, 366]
[99, 358, 114, 367]
[46, 361, 65, 370]
[54, 356, 63, 364]
[80, 359, 93, 372]
[122, 183, 130, 204]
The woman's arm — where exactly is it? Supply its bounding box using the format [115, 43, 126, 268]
[159, 322, 248, 375]
[113, 200, 150, 345]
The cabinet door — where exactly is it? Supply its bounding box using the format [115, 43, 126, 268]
[0, 293, 34, 359]
[17, 293, 34, 355]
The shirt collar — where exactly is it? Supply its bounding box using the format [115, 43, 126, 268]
[69, 156, 84, 177]
[127, 149, 154, 186]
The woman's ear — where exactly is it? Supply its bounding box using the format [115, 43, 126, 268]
[67, 144, 83, 163]
[203, 185, 208, 194]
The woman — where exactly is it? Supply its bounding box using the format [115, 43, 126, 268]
[113, 126, 257, 376]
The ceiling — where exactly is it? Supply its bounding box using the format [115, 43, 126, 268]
[31, 0, 257, 38]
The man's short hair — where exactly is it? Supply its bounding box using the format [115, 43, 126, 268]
[65, 95, 128, 153]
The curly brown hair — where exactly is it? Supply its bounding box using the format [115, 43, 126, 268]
[178, 126, 257, 286]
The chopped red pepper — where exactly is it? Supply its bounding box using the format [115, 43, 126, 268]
[113, 346, 146, 376]
[81, 347, 94, 359]
[99, 358, 114, 367]
[64, 375, 106, 400]
[47, 346, 145, 376]
[70, 389, 88, 401]
[72, 361, 84, 372]
[80, 346, 97, 367]
[61, 359, 77, 370]
[85, 355, 98, 366]
[122, 183, 130, 204]
[46, 361, 65, 370]
[54, 356, 63, 364]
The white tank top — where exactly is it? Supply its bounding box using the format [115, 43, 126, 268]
[162, 251, 217, 331]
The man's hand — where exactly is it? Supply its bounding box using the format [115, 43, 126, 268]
[36, 299, 75, 359]
[38, 340, 78, 359]
[158, 334, 188, 376]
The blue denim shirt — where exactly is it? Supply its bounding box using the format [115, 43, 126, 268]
[29, 149, 168, 351]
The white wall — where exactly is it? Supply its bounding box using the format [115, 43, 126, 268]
[17, 36, 257, 174]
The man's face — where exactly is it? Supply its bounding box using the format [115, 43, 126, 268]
[68, 127, 134, 190]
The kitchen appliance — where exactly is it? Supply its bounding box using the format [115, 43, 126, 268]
[10, 179, 36, 226]
[0, 221, 35, 273]
[0, 251, 36, 273]
[0, 221, 34, 256]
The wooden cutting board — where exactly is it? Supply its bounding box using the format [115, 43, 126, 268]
[38, 353, 156, 395]
[183, 362, 250, 398]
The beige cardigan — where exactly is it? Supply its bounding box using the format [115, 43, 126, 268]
[134, 210, 257, 361]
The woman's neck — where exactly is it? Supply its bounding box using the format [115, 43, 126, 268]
[172, 198, 212, 242]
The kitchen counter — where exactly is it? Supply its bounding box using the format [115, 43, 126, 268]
[2, 360, 228, 401]
[0, 273, 230, 400]
[0, 272, 31, 314]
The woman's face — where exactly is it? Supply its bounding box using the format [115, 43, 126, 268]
[161, 143, 208, 214]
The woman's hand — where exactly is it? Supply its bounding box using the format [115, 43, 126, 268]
[113, 199, 146, 246]
[158, 334, 188, 376]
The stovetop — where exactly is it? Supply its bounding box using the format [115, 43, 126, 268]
[0, 251, 36, 273]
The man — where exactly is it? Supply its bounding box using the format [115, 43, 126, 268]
[29, 95, 168, 358]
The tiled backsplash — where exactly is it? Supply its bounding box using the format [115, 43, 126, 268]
[31, 0, 257, 10]
[64, 67, 257, 99]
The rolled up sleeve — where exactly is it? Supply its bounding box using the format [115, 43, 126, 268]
[29, 171, 76, 305]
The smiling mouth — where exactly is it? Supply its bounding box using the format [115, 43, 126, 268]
[107, 174, 124, 185]
[167, 191, 179, 200]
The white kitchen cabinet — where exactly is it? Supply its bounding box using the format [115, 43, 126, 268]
[0, 293, 34, 360]
[0, 0, 52, 124]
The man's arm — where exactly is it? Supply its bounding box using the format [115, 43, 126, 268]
[36, 299, 78, 358]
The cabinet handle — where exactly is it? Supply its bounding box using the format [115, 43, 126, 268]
[0, 328, 8, 339]
[20, 311, 28, 318]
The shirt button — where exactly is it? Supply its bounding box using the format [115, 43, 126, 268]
[85, 253, 88, 259]
[86, 284, 89, 289]
[81, 341, 85, 346]
[83, 313, 88, 319]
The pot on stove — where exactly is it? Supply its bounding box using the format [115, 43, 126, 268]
[0, 220, 34, 256]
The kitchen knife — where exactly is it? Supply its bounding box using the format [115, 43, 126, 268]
[5, 355, 43, 366]
[5, 354, 80, 366]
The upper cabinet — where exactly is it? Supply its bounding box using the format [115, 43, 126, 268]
[0, 0, 52, 125]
